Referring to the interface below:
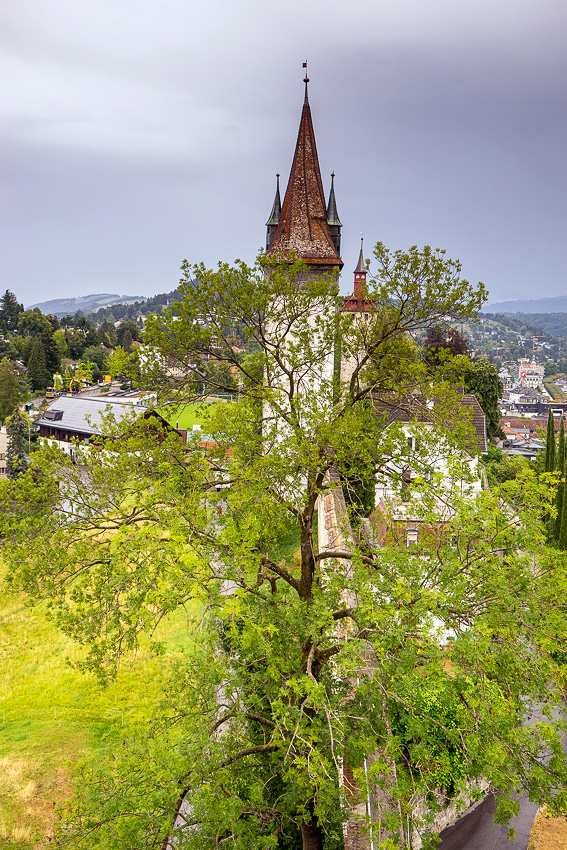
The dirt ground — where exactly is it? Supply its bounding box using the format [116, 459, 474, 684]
[529, 806, 567, 849]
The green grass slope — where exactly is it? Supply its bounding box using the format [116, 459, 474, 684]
[0, 566, 192, 849]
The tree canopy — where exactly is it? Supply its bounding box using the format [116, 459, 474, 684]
[1, 246, 567, 850]
[0, 358, 22, 424]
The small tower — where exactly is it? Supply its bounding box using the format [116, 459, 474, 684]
[342, 239, 372, 312]
[326, 172, 342, 257]
[353, 239, 367, 298]
[265, 174, 281, 251]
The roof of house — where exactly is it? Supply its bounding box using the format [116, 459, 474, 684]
[372, 393, 488, 454]
[36, 396, 147, 436]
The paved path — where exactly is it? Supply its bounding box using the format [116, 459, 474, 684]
[438, 705, 567, 850]
[438, 792, 539, 850]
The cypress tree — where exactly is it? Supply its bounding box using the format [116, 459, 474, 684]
[6, 409, 28, 478]
[559, 477, 567, 551]
[545, 408, 556, 472]
[27, 338, 49, 391]
[555, 417, 566, 541]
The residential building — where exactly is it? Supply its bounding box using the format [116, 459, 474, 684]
[36, 395, 183, 459]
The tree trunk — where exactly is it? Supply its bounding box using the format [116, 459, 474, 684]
[301, 818, 324, 850]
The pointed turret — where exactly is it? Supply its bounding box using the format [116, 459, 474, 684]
[353, 239, 366, 296]
[266, 76, 343, 273]
[265, 174, 281, 251]
[342, 239, 372, 313]
[326, 172, 342, 256]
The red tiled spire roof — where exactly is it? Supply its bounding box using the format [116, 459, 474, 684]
[267, 78, 343, 270]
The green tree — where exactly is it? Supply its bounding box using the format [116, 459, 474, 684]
[26, 338, 50, 392]
[53, 328, 69, 360]
[0, 289, 23, 333]
[545, 408, 557, 473]
[554, 418, 566, 542]
[462, 358, 504, 441]
[3, 248, 567, 850]
[558, 479, 567, 551]
[121, 329, 133, 353]
[0, 358, 22, 424]
[116, 319, 139, 348]
[106, 346, 136, 384]
[0, 335, 18, 362]
[17, 308, 53, 339]
[545, 361, 558, 377]
[6, 409, 28, 478]
[427, 349, 503, 441]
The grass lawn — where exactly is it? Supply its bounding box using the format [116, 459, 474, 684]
[158, 400, 226, 432]
[543, 375, 567, 401]
[0, 565, 195, 849]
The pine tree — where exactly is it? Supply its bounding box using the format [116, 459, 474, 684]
[0, 290, 23, 333]
[545, 408, 556, 472]
[6, 409, 28, 478]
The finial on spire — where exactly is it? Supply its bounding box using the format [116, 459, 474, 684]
[302, 61, 309, 102]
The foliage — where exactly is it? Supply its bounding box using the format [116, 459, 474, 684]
[26, 338, 50, 391]
[545, 408, 556, 473]
[483, 444, 528, 486]
[2, 248, 567, 850]
[75, 360, 94, 385]
[0, 289, 24, 334]
[553, 418, 566, 543]
[0, 358, 22, 424]
[116, 320, 140, 347]
[460, 358, 503, 441]
[6, 410, 28, 478]
[17, 308, 55, 339]
[424, 340, 503, 441]
[424, 326, 469, 369]
[0, 560, 192, 850]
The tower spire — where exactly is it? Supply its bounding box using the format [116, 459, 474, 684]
[266, 73, 343, 273]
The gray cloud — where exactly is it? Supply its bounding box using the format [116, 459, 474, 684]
[1, 0, 565, 305]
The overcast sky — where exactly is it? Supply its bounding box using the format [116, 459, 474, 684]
[1, 0, 565, 308]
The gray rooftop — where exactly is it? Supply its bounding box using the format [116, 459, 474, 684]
[36, 396, 146, 436]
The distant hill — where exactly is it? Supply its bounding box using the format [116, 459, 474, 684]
[482, 296, 567, 314]
[29, 293, 144, 317]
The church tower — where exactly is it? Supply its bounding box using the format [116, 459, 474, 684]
[265, 74, 343, 276]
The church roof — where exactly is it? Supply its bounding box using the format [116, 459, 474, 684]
[267, 79, 343, 269]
